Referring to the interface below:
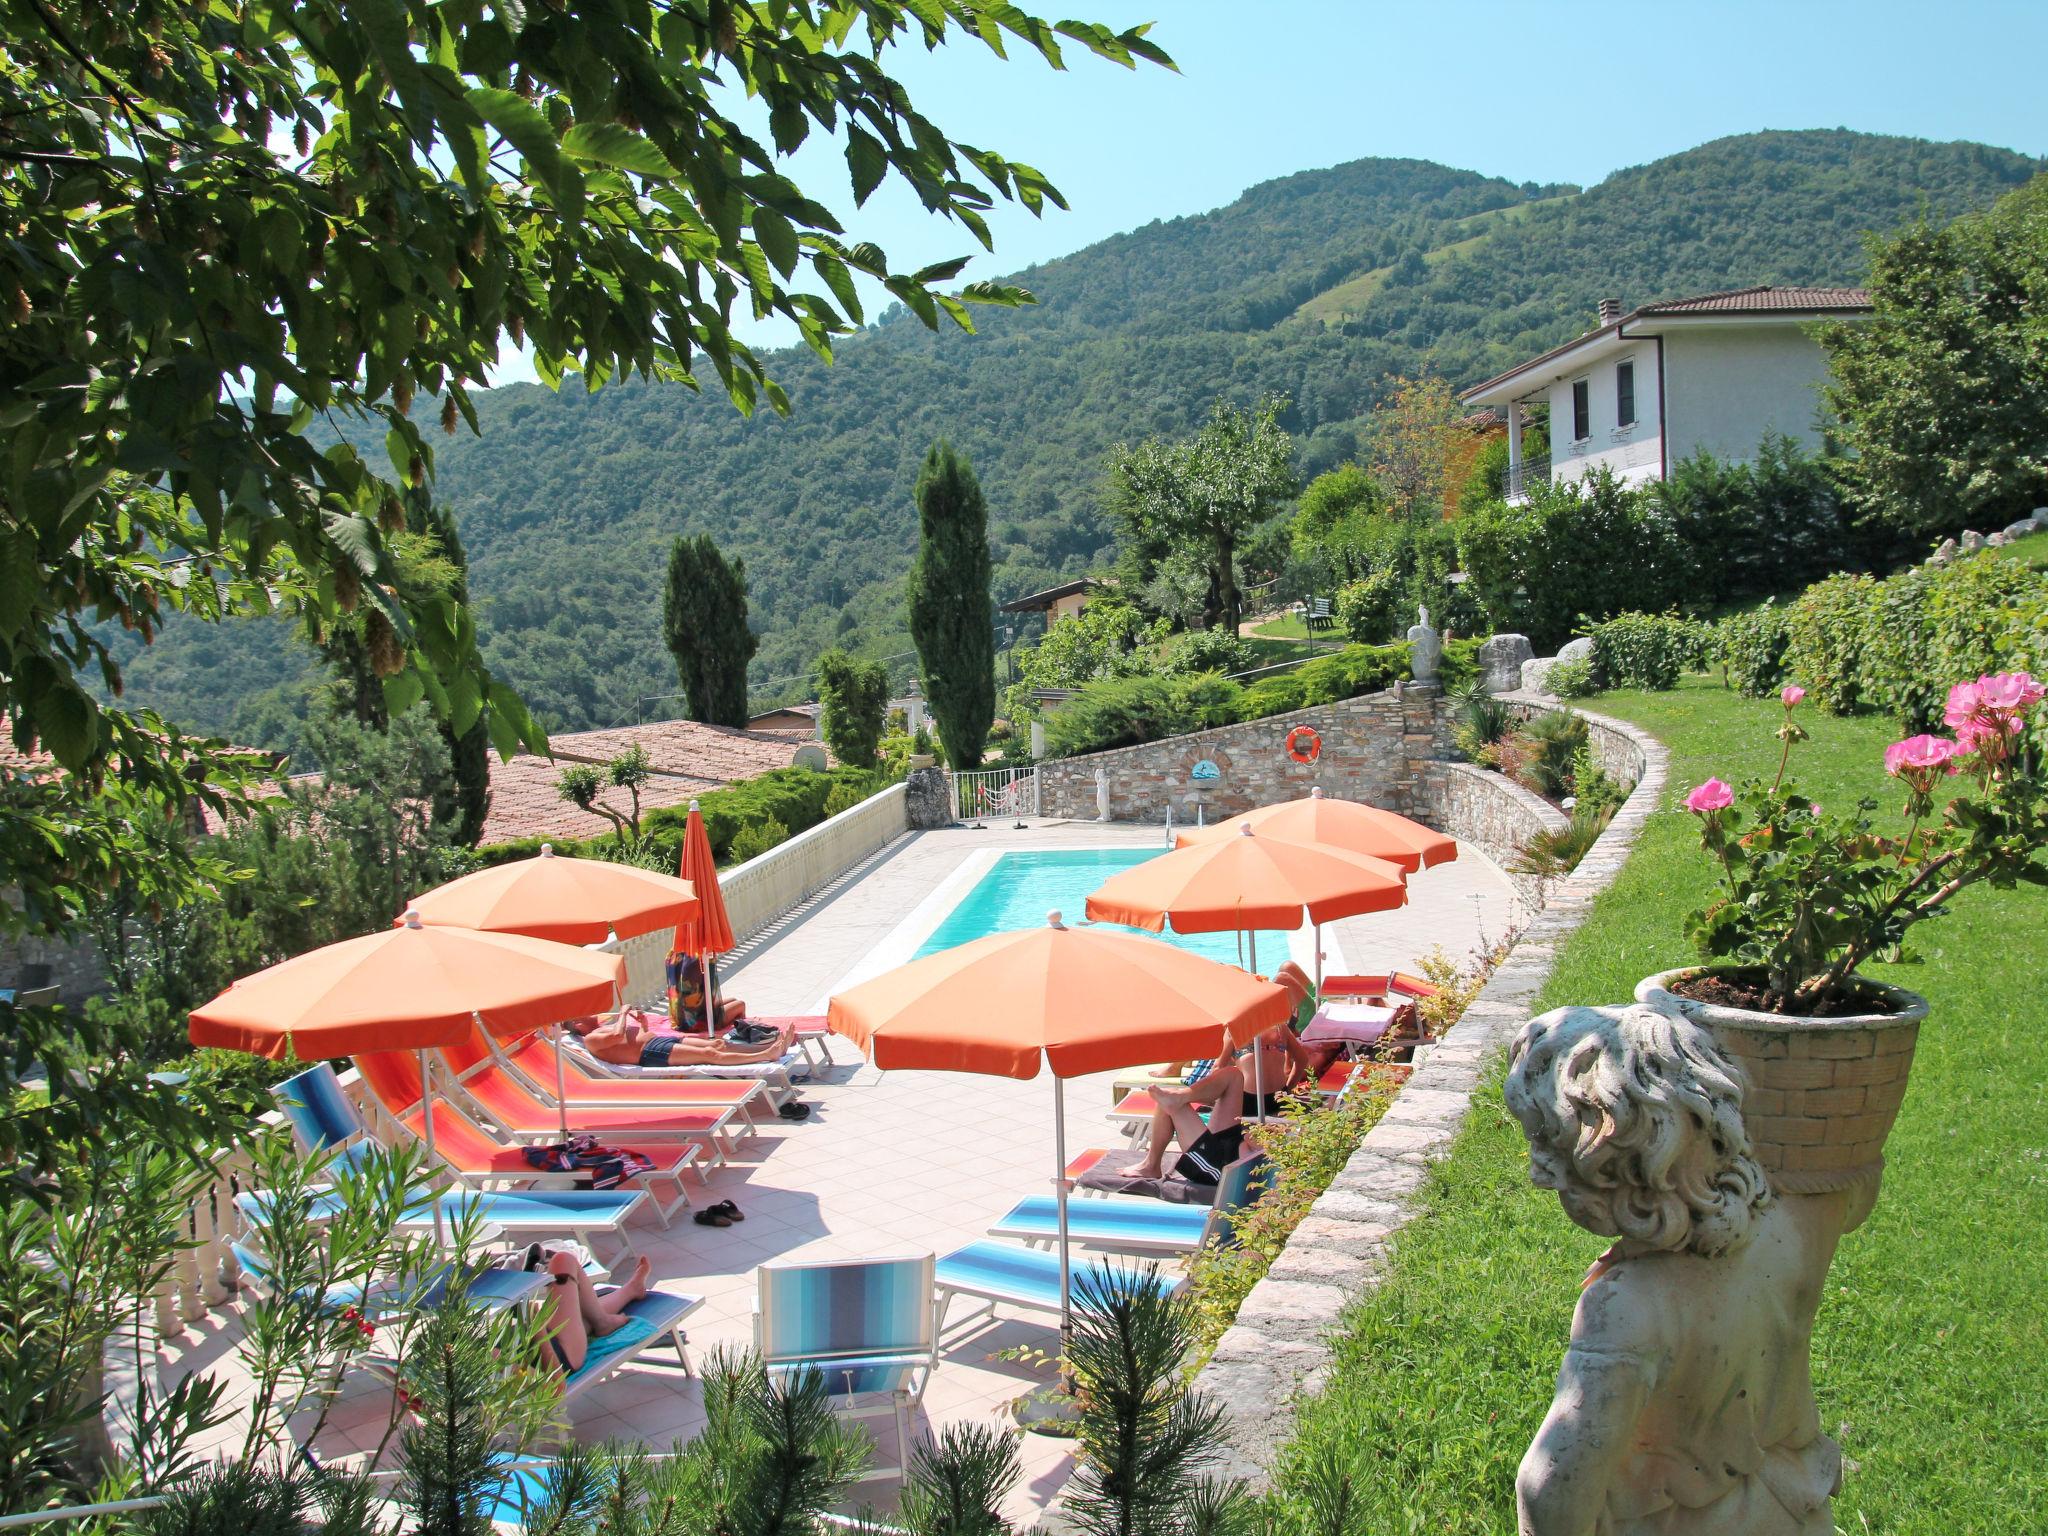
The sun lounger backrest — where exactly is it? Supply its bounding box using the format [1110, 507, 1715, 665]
[355, 1051, 426, 1118]
[273, 1063, 366, 1154]
[1210, 1153, 1272, 1248]
[757, 1255, 935, 1365]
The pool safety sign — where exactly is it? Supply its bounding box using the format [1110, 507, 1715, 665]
[1190, 759, 1221, 783]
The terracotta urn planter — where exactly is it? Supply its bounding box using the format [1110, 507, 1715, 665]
[1635, 966, 1928, 1195]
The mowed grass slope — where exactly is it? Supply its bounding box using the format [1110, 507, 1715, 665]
[1272, 677, 2048, 1532]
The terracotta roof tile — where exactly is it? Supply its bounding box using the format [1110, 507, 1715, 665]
[479, 719, 809, 845]
[1633, 285, 1870, 315]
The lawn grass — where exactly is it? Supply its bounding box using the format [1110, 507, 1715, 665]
[1249, 614, 1345, 644]
[1271, 676, 2048, 1532]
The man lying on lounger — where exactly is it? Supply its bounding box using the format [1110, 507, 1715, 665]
[570, 1012, 795, 1070]
[1132, 1022, 1314, 1184]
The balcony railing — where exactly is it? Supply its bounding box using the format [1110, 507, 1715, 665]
[1506, 453, 1551, 502]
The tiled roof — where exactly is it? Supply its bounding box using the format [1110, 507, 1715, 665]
[1633, 285, 1870, 315]
[479, 719, 810, 846]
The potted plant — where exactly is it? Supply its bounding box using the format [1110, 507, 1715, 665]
[1638, 676, 2047, 1190]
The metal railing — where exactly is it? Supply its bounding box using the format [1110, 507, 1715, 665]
[948, 765, 1039, 821]
[1505, 453, 1551, 501]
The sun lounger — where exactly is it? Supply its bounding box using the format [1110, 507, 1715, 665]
[478, 1028, 777, 1122]
[933, 1244, 1183, 1331]
[755, 1255, 937, 1479]
[991, 1154, 1270, 1256]
[558, 1030, 804, 1096]
[432, 1035, 747, 1166]
[230, 1239, 551, 1319]
[251, 1063, 652, 1259]
[750, 1016, 836, 1071]
[354, 1051, 701, 1227]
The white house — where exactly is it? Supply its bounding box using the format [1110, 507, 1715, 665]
[1459, 286, 1871, 501]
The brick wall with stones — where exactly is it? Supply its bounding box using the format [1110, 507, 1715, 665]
[1412, 759, 1565, 903]
[1036, 685, 1458, 824]
[1187, 702, 1671, 1488]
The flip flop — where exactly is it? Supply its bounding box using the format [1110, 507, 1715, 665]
[692, 1208, 731, 1228]
[710, 1200, 745, 1223]
[777, 1102, 812, 1121]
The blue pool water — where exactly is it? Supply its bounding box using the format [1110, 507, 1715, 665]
[914, 847, 1294, 966]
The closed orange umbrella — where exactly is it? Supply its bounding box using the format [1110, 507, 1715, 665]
[670, 800, 736, 1023]
[829, 916, 1292, 1330]
[1177, 787, 1457, 873]
[188, 911, 628, 1061]
[406, 843, 699, 945]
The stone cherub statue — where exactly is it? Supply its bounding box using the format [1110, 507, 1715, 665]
[1504, 1002, 1873, 1536]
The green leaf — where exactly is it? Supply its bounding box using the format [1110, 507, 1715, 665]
[811, 253, 862, 323]
[36, 682, 98, 772]
[844, 127, 888, 206]
[467, 87, 584, 221]
[752, 207, 799, 277]
[0, 533, 39, 636]
[381, 667, 425, 718]
[561, 122, 675, 178]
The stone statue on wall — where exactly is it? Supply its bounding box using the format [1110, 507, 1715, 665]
[1407, 606, 1441, 684]
[1504, 1001, 1865, 1536]
[1095, 765, 1110, 823]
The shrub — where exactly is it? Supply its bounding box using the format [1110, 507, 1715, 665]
[1336, 568, 1404, 644]
[1783, 572, 1882, 713]
[1716, 602, 1792, 698]
[1236, 675, 1305, 720]
[1044, 675, 1227, 757]
[1159, 627, 1257, 677]
[815, 648, 890, 767]
[727, 817, 790, 863]
[1544, 655, 1596, 697]
[1291, 643, 1408, 707]
[1654, 436, 1854, 603]
[1452, 684, 1514, 759]
[1587, 611, 1710, 691]
[1516, 710, 1588, 800]
[1456, 468, 1689, 651]
[1440, 634, 1484, 692]
[821, 781, 867, 818]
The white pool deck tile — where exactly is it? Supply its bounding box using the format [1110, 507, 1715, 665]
[154, 820, 1521, 1522]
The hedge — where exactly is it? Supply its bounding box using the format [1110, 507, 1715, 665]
[1044, 643, 1414, 758]
[1717, 546, 2048, 729]
[1587, 612, 1715, 691]
[475, 765, 888, 870]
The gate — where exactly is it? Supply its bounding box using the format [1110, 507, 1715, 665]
[947, 765, 1040, 821]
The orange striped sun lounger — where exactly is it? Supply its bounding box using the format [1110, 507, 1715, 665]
[484, 1028, 773, 1124]
[437, 1025, 750, 1165]
[353, 1050, 700, 1226]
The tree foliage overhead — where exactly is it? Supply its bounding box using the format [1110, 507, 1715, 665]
[663, 534, 760, 727]
[107, 131, 2044, 741]
[907, 440, 996, 769]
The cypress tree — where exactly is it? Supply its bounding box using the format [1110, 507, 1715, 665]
[906, 440, 996, 769]
[663, 534, 760, 727]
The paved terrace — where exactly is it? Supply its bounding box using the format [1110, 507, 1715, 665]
[152, 821, 1521, 1522]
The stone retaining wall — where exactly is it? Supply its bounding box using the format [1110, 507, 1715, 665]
[1036, 686, 1457, 824]
[1411, 759, 1565, 903]
[1191, 702, 1670, 1486]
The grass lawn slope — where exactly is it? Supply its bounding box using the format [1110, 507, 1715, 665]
[1272, 677, 2048, 1533]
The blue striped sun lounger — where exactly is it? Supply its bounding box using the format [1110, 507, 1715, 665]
[999, 1152, 1272, 1255]
[229, 1241, 551, 1320]
[934, 1242, 1184, 1329]
[755, 1255, 938, 1479]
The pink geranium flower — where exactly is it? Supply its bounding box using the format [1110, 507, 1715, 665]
[1685, 778, 1733, 814]
[1978, 672, 2045, 712]
[1781, 685, 1806, 708]
[1885, 734, 1959, 793]
[1943, 681, 1984, 732]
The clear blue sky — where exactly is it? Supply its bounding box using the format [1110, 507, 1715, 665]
[490, 0, 2047, 382]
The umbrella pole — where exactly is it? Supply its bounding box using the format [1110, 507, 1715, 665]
[1247, 930, 1265, 1125]
[551, 1022, 572, 1138]
[1054, 1076, 1073, 1343]
[1314, 922, 1324, 998]
[418, 1048, 445, 1246]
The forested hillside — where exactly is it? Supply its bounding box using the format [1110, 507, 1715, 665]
[118, 130, 2042, 747]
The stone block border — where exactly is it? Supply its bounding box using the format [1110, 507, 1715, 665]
[1190, 698, 1669, 1484]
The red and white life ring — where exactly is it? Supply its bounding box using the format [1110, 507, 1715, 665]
[1286, 726, 1322, 764]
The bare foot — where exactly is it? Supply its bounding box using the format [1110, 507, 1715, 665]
[617, 1254, 652, 1305]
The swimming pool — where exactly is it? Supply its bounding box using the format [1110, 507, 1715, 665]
[913, 847, 1295, 966]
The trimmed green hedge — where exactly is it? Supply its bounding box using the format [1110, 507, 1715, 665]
[1044, 642, 1416, 758]
[475, 765, 888, 869]
[1719, 550, 2048, 729]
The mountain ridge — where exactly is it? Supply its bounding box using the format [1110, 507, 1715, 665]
[113, 128, 2045, 751]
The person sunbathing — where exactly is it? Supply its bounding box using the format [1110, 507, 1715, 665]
[667, 953, 746, 1032]
[571, 1012, 793, 1070]
[536, 1250, 653, 1375]
[1133, 1024, 1312, 1183]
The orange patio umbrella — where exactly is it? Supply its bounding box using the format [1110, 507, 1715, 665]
[828, 916, 1293, 1331]
[190, 912, 627, 1234]
[1086, 825, 1408, 1116]
[1177, 787, 1457, 873]
[671, 800, 736, 1024]
[406, 843, 699, 946]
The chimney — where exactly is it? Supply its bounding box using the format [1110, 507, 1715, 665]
[1597, 297, 1623, 325]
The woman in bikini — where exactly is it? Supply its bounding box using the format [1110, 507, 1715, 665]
[536, 1251, 655, 1376]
